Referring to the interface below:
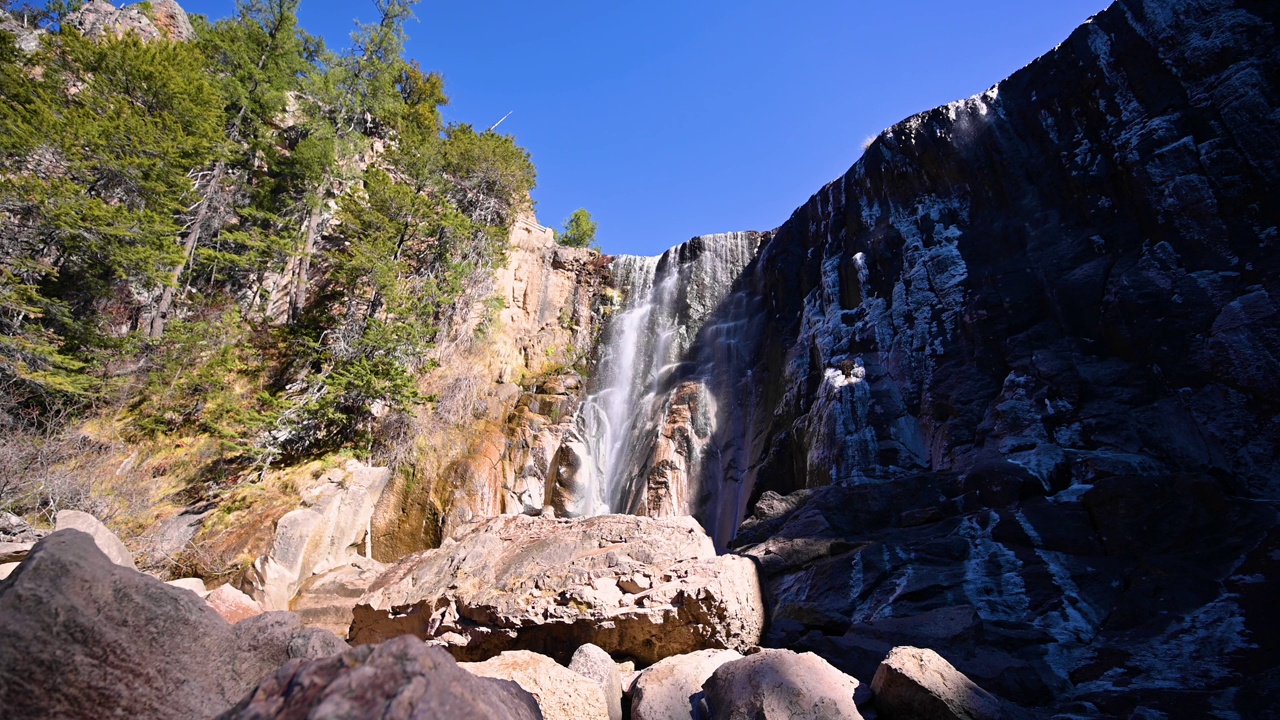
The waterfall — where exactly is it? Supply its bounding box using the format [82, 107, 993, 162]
[575, 232, 762, 533]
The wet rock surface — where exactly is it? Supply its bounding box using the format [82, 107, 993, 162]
[218, 635, 541, 720]
[0, 530, 344, 720]
[736, 471, 1277, 713]
[350, 513, 764, 664]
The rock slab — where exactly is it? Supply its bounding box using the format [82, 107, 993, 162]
[462, 649, 610, 720]
[871, 646, 1003, 720]
[0, 530, 344, 720]
[351, 513, 764, 664]
[219, 635, 541, 720]
[703, 648, 865, 720]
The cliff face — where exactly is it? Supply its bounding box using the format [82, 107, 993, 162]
[586, 0, 1279, 714]
[728, 0, 1279, 507]
[370, 213, 605, 558]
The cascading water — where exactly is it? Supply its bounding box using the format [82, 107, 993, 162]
[574, 232, 763, 537]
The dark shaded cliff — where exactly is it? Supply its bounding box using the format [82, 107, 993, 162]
[633, 0, 1280, 715]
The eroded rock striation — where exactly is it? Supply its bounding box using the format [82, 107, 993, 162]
[350, 513, 765, 664]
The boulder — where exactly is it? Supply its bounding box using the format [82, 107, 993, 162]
[702, 648, 865, 720]
[0, 530, 344, 720]
[461, 650, 610, 720]
[206, 583, 266, 624]
[55, 510, 134, 568]
[631, 649, 743, 720]
[248, 460, 390, 610]
[871, 646, 1003, 720]
[569, 643, 623, 720]
[149, 0, 194, 41]
[64, 0, 162, 41]
[140, 502, 213, 571]
[0, 10, 45, 53]
[0, 562, 18, 581]
[350, 513, 765, 664]
[167, 577, 209, 596]
[219, 635, 541, 720]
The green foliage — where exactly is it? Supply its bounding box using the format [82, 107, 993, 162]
[0, 29, 223, 422]
[0, 0, 541, 465]
[129, 309, 278, 449]
[557, 208, 598, 249]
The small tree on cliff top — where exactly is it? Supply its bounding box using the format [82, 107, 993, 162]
[557, 208, 597, 249]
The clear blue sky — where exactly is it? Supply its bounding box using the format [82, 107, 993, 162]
[177, 0, 1111, 256]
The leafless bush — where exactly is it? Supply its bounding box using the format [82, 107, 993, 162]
[0, 428, 120, 524]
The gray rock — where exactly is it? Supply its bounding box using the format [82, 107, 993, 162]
[0, 511, 31, 538]
[0, 542, 32, 563]
[0, 530, 344, 720]
[351, 513, 764, 664]
[55, 510, 134, 568]
[219, 635, 541, 720]
[0, 9, 46, 53]
[462, 650, 610, 720]
[703, 648, 865, 720]
[631, 649, 742, 720]
[569, 643, 623, 720]
[64, 0, 161, 41]
[871, 646, 1003, 720]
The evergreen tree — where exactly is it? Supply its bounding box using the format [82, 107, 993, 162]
[557, 208, 598, 249]
[0, 29, 223, 420]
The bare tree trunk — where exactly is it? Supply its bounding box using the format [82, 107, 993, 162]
[149, 163, 226, 338]
[289, 204, 322, 323]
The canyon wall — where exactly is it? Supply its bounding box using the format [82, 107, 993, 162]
[582, 0, 1279, 714]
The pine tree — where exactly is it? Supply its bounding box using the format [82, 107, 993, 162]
[557, 208, 598, 249]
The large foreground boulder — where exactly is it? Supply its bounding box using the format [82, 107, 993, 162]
[462, 650, 610, 720]
[871, 646, 1004, 720]
[350, 514, 765, 664]
[0, 530, 344, 720]
[631, 649, 743, 720]
[219, 635, 541, 720]
[702, 649, 865, 720]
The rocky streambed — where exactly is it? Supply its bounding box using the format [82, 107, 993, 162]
[1, 508, 1021, 720]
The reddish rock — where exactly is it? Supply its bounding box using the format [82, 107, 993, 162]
[206, 583, 266, 624]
